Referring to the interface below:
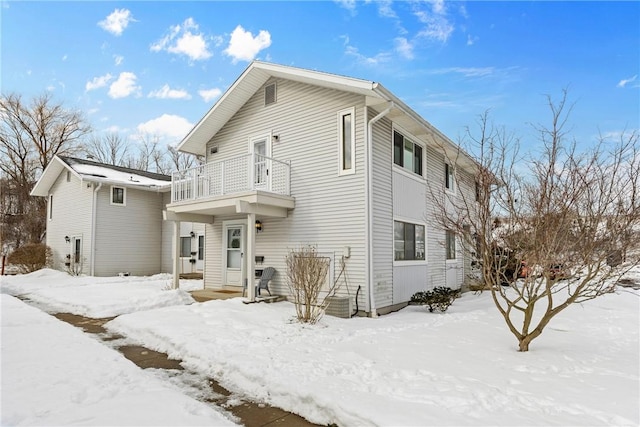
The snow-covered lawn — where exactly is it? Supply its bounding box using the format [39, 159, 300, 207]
[2, 269, 639, 426]
[0, 294, 235, 426]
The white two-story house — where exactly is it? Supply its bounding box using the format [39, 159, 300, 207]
[166, 61, 478, 316]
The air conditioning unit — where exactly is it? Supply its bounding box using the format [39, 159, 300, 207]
[325, 296, 352, 319]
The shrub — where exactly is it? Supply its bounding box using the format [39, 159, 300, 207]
[7, 243, 52, 274]
[285, 245, 333, 324]
[410, 286, 461, 313]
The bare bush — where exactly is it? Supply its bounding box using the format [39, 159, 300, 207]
[285, 245, 334, 324]
[7, 243, 52, 273]
[433, 91, 640, 351]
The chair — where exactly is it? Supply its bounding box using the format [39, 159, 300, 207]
[257, 267, 275, 296]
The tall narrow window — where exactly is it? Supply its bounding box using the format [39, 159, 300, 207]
[111, 186, 125, 205]
[393, 130, 423, 176]
[446, 230, 456, 260]
[49, 195, 53, 220]
[74, 238, 81, 263]
[198, 235, 204, 261]
[394, 221, 426, 261]
[338, 107, 355, 175]
[445, 163, 455, 192]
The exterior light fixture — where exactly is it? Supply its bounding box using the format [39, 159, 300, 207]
[255, 220, 263, 233]
[65, 236, 70, 243]
[190, 231, 196, 238]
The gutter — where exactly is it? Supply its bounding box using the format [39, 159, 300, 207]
[90, 182, 102, 276]
[365, 101, 393, 318]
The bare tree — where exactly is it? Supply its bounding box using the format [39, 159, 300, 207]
[0, 92, 90, 248]
[84, 133, 129, 165]
[433, 92, 640, 351]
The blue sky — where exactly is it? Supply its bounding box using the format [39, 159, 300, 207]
[2, 1, 638, 154]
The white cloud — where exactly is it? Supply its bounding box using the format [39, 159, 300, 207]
[198, 88, 222, 103]
[224, 25, 271, 63]
[62, 54, 68, 61]
[377, 0, 397, 18]
[430, 67, 495, 78]
[467, 34, 478, 46]
[98, 9, 135, 36]
[345, 44, 391, 66]
[617, 75, 638, 88]
[151, 18, 212, 61]
[414, 2, 454, 43]
[137, 114, 193, 140]
[85, 73, 113, 92]
[148, 84, 191, 100]
[108, 72, 140, 99]
[394, 37, 414, 60]
[335, 0, 356, 13]
[114, 55, 124, 66]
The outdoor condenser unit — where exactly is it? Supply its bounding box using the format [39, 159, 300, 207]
[325, 296, 352, 319]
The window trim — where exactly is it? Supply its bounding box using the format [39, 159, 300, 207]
[393, 219, 427, 263]
[180, 236, 192, 258]
[338, 107, 356, 175]
[110, 186, 126, 206]
[392, 127, 424, 178]
[445, 229, 457, 261]
[445, 163, 456, 194]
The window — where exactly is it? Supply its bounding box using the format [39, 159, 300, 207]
[180, 237, 191, 258]
[66, 171, 71, 182]
[394, 221, 425, 261]
[111, 186, 126, 205]
[475, 181, 481, 201]
[338, 108, 355, 175]
[393, 131, 422, 176]
[445, 163, 455, 192]
[73, 238, 82, 263]
[48, 195, 53, 220]
[198, 235, 204, 261]
[446, 230, 456, 260]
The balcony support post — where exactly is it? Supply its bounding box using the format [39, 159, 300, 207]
[246, 213, 256, 302]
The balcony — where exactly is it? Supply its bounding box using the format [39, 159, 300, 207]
[171, 153, 290, 203]
[168, 154, 293, 219]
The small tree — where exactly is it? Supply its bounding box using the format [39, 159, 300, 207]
[7, 243, 52, 273]
[433, 91, 640, 351]
[285, 245, 334, 324]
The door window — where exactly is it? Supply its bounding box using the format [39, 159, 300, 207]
[226, 227, 242, 268]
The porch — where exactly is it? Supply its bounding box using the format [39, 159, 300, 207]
[166, 153, 294, 303]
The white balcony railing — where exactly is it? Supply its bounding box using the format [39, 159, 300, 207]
[171, 153, 291, 203]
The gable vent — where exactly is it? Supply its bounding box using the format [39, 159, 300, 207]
[264, 83, 276, 106]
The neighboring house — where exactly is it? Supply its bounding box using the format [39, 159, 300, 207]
[166, 61, 479, 316]
[30, 156, 205, 276]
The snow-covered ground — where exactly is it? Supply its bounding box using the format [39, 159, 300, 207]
[2, 269, 639, 426]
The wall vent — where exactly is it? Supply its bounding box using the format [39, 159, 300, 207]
[325, 296, 352, 319]
[264, 83, 276, 106]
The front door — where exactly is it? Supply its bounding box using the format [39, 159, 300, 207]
[251, 136, 270, 190]
[223, 224, 245, 287]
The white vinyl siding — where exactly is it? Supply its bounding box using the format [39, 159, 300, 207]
[94, 185, 164, 276]
[338, 107, 355, 175]
[370, 114, 394, 311]
[45, 172, 93, 274]
[203, 78, 366, 304]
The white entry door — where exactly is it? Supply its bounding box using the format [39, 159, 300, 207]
[223, 224, 245, 287]
[251, 136, 270, 190]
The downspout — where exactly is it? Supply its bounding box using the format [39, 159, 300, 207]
[365, 102, 393, 318]
[91, 182, 102, 276]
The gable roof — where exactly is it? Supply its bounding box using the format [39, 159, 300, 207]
[177, 61, 477, 170]
[30, 156, 171, 197]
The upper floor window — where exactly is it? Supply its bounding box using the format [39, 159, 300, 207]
[111, 186, 126, 206]
[393, 130, 422, 176]
[48, 195, 53, 220]
[338, 107, 355, 175]
[445, 163, 456, 192]
[394, 220, 426, 261]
